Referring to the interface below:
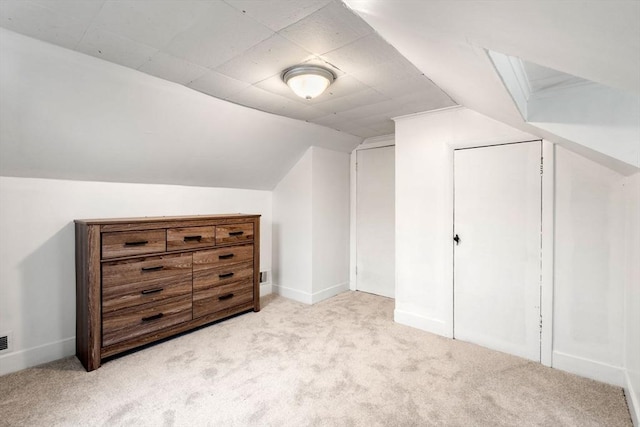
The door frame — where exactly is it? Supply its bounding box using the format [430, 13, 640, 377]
[447, 139, 554, 367]
[349, 135, 396, 294]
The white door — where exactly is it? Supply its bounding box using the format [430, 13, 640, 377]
[454, 141, 541, 361]
[356, 146, 395, 298]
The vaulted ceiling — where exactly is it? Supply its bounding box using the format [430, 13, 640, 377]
[0, 0, 637, 189]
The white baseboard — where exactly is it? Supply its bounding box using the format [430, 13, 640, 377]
[0, 337, 75, 376]
[625, 371, 640, 427]
[394, 309, 452, 338]
[272, 282, 349, 305]
[552, 351, 624, 387]
[272, 284, 312, 304]
[260, 283, 272, 295]
[311, 282, 349, 304]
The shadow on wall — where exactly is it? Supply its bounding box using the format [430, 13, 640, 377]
[18, 222, 76, 357]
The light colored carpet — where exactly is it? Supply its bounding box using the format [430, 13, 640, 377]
[0, 291, 632, 426]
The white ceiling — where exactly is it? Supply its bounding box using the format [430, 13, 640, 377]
[0, 0, 456, 139]
[521, 61, 588, 95]
[344, 0, 640, 172]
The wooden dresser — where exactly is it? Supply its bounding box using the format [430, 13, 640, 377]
[74, 214, 260, 371]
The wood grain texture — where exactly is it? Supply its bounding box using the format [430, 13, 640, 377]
[102, 295, 192, 347]
[193, 261, 254, 291]
[192, 244, 253, 269]
[102, 274, 192, 313]
[75, 223, 102, 371]
[102, 253, 192, 288]
[166, 226, 215, 250]
[193, 280, 254, 318]
[75, 213, 259, 226]
[215, 223, 254, 245]
[100, 302, 254, 359]
[253, 217, 261, 312]
[76, 214, 260, 371]
[102, 230, 166, 259]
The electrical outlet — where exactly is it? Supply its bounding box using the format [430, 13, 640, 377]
[259, 271, 269, 283]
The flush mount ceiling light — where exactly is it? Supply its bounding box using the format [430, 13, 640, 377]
[282, 65, 335, 100]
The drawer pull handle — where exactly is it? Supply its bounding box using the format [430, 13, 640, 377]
[228, 231, 244, 236]
[218, 293, 234, 301]
[141, 313, 164, 322]
[219, 254, 234, 260]
[141, 265, 164, 272]
[124, 240, 148, 246]
[141, 288, 163, 295]
[183, 235, 202, 242]
[219, 272, 234, 279]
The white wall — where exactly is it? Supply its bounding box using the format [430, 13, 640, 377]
[623, 172, 640, 425]
[272, 146, 350, 304]
[0, 176, 272, 375]
[311, 147, 350, 299]
[272, 149, 313, 301]
[553, 146, 626, 385]
[394, 106, 637, 389]
[394, 107, 535, 336]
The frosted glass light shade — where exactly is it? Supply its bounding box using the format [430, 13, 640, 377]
[283, 65, 335, 100]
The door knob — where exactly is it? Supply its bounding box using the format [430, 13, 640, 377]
[453, 234, 460, 245]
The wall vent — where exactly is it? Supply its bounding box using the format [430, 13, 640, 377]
[0, 332, 10, 353]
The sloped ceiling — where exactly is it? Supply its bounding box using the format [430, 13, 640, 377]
[345, 0, 640, 173]
[0, 0, 455, 138]
[1, 0, 638, 189]
[0, 29, 361, 190]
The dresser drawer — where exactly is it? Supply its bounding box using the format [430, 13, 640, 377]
[102, 253, 192, 288]
[193, 260, 254, 291]
[102, 273, 192, 313]
[193, 280, 253, 318]
[192, 245, 253, 270]
[167, 226, 215, 251]
[102, 230, 166, 259]
[215, 223, 253, 245]
[102, 295, 192, 347]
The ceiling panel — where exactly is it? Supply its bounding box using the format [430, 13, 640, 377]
[163, 2, 272, 68]
[0, 0, 91, 50]
[225, 0, 331, 32]
[279, 0, 372, 55]
[138, 52, 209, 85]
[29, 0, 105, 22]
[225, 85, 308, 115]
[315, 88, 390, 113]
[91, 0, 210, 49]
[187, 70, 251, 99]
[214, 34, 313, 84]
[76, 26, 158, 69]
[320, 33, 399, 74]
[350, 58, 423, 88]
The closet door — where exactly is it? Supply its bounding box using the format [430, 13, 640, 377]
[356, 146, 395, 298]
[454, 141, 541, 361]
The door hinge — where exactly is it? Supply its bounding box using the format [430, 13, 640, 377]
[540, 157, 543, 175]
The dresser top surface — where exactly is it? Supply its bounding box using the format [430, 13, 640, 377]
[75, 213, 260, 225]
